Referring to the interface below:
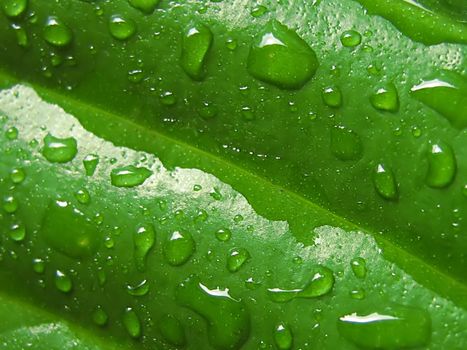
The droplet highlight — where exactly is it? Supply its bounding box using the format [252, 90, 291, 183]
[227, 248, 250, 272]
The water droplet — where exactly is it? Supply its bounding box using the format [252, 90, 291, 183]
[10, 168, 25, 184]
[373, 164, 398, 200]
[412, 126, 422, 138]
[128, 0, 160, 14]
[42, 133, 78, 163]
[426, 142, 457, 188]
[160, 91, 176, 106]
[83, 154, 99, 176]
[32, 258, 45, 274]
[104, 235, 114, 249]
[350, 257, 367, 279]
[194, 208, 208, 223]
[2, 0, 27, 17]
[181, 24, 213, 80]
[370, 83, 399, 112]
[3, 195, 18, 213]
[110, 165, 152, 187]
[225, 37, 237, 50]
[322, 86, 342, 107]
[92, 305, 108, 326]
[251, 5, 268, 18]
[163, 231, 195, 266]
[340, 30, 362, 47]
[5, 126, 18, 140]
[126, 279, 149, 296]
[241, 106, 255, 120]
[74, 188, 90, 204]
[133, 224, 155, 272]
[176, 275, 250, 349]
[210, 187, 222, 200]
[274, 323, 293, 350]
[268, 266, 334, 302]
[9, 222, 25, 241]
[42, 200, 102, 259]
[127, 69, 144, 83]
[54, 269, 72, 293]
[247, 20, 319, 90]
[233, 214, 244, 223]
[227, 248, 250, 272]
[338, 305, 431, 349]
[159, 315, 186, 346]
[122, 307, 142, 338]
[350, 288, 366, 300]
[109, 15, 136, 41]
[11, 23, 28, 47]
[215, 228, 232, 242]
[193, 184, 202, 191]
[198, 101, 218, 119]
[43, 16, 73, 47]
[331, 125, 363, 161]
[411, 71, 467, 130]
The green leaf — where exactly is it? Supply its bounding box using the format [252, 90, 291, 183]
[0, 0, 466, 349]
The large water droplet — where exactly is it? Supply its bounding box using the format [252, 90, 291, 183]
[42, 133, 78, 163]
[340, 30, 362, 47]
[133, 224, 155, 272]
[373, 164, 398, 200]
[122, 307, 142, 338]
[322, 86, 342, 107]
[350, 257, 367, 279]
[331, 125, 363, 161]
[43, 16, 73, 47]
[180, 24, 213, 80]
[159, 314, 186, 346]
[110, 165, 152, 187]
[128, 0, 160, 14]
[109, 15, 136, 41]
[176, 275, 250, 349]
[92, 305, 108, 326]
[411, 71, 467, 129]
[227, 248, 250, 272]
[163, 231, 195, 266]
[42, 200, 102, 259]
[83, 154, 99, 176]
[126, 279, 149, 296]
[338, 305, 431, 349]
[370, 83, 399, 112]
[425, 142, 456, 188]
[54, 269, 73, 293]
[274, 323, 293, 350]
[247, 20, 319, 90]
[2, 0, 27, 17]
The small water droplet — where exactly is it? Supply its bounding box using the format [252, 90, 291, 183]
[43, 16, 73, 47]
[159, 314, 186, 346]
[210, 187, 223, 200]
[42, 133, 78, 163]
[3, 195, 18, 213]
[5, 126, 18, 140]
[127, 69, 144, 83]
[122, 307, 142, 338]
[331, 125, 363, 161]
[370, 83, 399, 112]
[233, 214, 244, 223]
[412, 126, 422, 138]
[225, 37, 237, 50]
[10, 168, 25, 184]
[83, 154, 99, 176]
[193, 184, 202, 191]
[251, 5, 268, 18]
[74, 188, 90, 204]
[104, 235, 114, 249]
[32, 258, 45, 274]
[274, 323, 293, 350]
[2, 0, 28, 18]
[350, 288, 366, 300]
[133, 224, 155, 272]
[11, 23, 28, 47]
[241, 106, 255, 121]
[198, 101, 218, 119]
[247, 20, 319, 90]
[227, 248, 250, 272]
[109, 15, 136, 41]
[181, 24, 213, 80]
[373, 164, 398, 200]
[9, 222, 25, 241]
[322, 86, 342, 107]
[92, 305, 108, 326]
[127, 279, 149, 296]
[194, 208, 208, 223]
[340, 30, 362, 47]
[163, 231, 195, 266]
[128, 0, 160, 14]
[54, 269, 73, 293]
[215, 228, 232, 242]
[111, 165, 152, 187]
[350, 257, 367, 279]
[160, 91, 176, 106]
[426, 142, 457, 188]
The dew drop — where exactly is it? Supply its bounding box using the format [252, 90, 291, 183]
[225, 37, 237, 50]
[425, 142, 457, 188]
[74, 188, 90, 204]
[215, 228, 232, 242]
[350, 257, 367, 279]
[122, 307, 142, 339]
[180, 24, 213, 80]
[251, 5, 268, 18]
[127, 69, 144, 83]
[350, 288, 366, 300]
[5, 126, 18, 140]
[159, 314, 186, 346]
[247, 20, 319, 90]
[198, 102, 218, 119]
[32, 258, 45, 274]
[92, 305, 108, 326]
[43, 16, 73, 47]
[373, 164, 398, 200]
[2, 0, 28, 18]
[11, 23, 28, 47]
[10, 167, 25, 184]
[126, 279, 149, 297]
[42, 133, 78, 163]
[338, 305, 431, 349]
[109, 15, 136, 41]
[163, 231, 195, 266]
[227, 248, 250, 272]
[370, 83, 399, 112]
[3, 195, 18, 213]
[133, 224, 155, 272]
[160, 91, 177, 106]
[274, 323, 293, 350]
[322, 86, 342, 107]
[54, 269, 72, 293]
[83, 154, 99, 176]
[128, 0, 160, 14]
[340, 30, 362, 47]
[9, 222, 25, 241]
[110, 165, 152, 187]
[331, 125, 363, 161]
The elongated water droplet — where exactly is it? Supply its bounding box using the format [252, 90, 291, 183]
[9, 223, 25, 241]
[83, 154, 99, 176]
[411, 71, 467, 129]
[159, 315, 186, 346]
[54, 269, 72, 293]
[109, 15, 136, 41]
[133, 224, 155, 272]
[126, 279, 149, 296]
[373, 164, 398, 200]
[227, 248, 250, 272]
[43, 16, 73, 47]
[338, 305, 431, 349]
[3, 195, 18, 213]
[331, 125, 363, 161]
[163, 231, 195, 266]
[247, 20, 319, 90]
[274, 323, 293, 350]
[370, 83, 399, 112]
[215, 228, 232, 242]
[10, 168, 25, 184]
[122, 307, 142, 338]
[350, 257, 367, 279]
[128, 0, 160, 14]
[181, 23, 213, 80]
[176, 275, 250, 349]
[426, 142, 456, 188]
[11, 23, 28, 47]
[322, 86, 342, 107]
[42, 133, 77, 163]
[2, 0, 28, 18]
[111, 165, 152, 187]
[92, 305, 108, 326]
[340, 30, 362, 47]
[42, 200, 102, 259]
